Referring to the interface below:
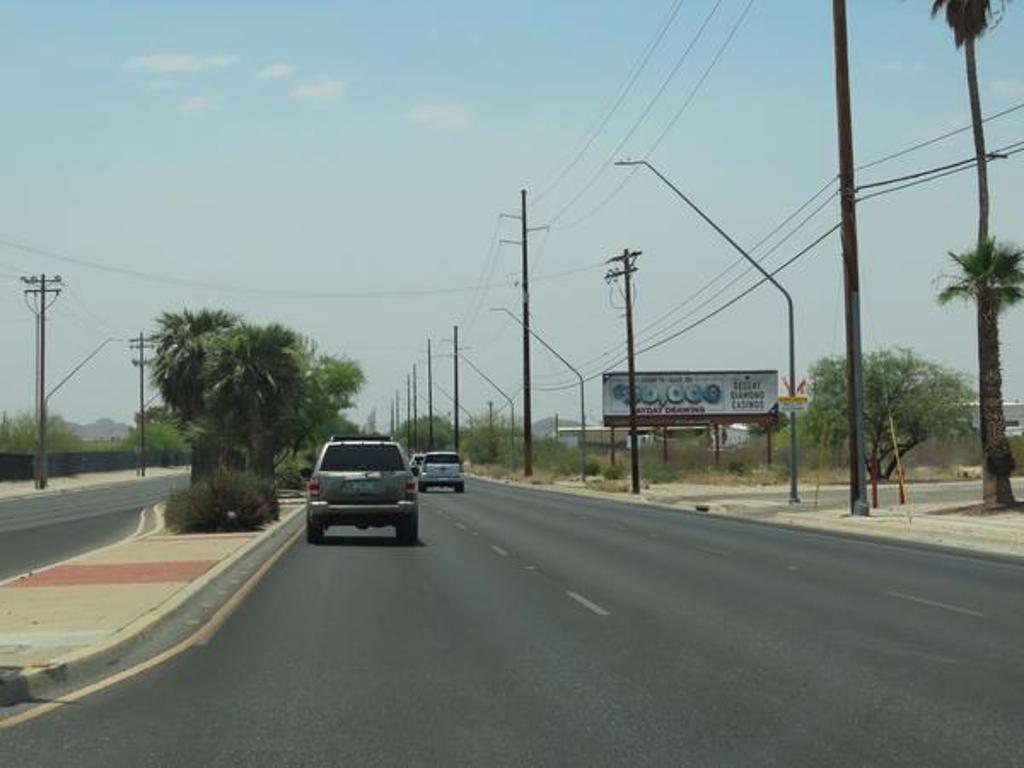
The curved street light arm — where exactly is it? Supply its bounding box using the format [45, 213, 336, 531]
[45, 336, 122, 404]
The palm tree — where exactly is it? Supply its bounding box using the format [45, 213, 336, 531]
[938, 239, 1023, 506]
[930, 0, 1007, 244]
[152, 309, 240, 481]
[205, 323, 306, 478]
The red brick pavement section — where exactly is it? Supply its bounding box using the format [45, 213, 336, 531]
[4, 560, 218, 588]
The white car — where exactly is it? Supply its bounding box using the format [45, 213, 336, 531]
[417, 452, 465, 493]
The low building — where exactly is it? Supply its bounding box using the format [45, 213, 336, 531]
[970, 402, 1024, 438]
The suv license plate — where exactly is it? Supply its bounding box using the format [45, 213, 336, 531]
[345, 480, 378, 494]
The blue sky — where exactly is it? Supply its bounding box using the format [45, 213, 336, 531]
[0, 0, 1022, 428]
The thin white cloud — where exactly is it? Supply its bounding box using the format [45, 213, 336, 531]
[292, 80, 343, 103]
[406, 103, 468, 129]
[125, 53, 237, 73]
[179, 96, 211, 113]
[872, 61, 926, 75]
[993, 79, 1024, 97]
[256, 62, 293, 80]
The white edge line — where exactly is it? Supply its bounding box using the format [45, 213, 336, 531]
[887, 590, 986, 618]
[491, 545, 509, 557]
[566, 591, 610, 616]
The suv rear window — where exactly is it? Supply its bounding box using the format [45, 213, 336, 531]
[320, 444, 406, 472]
[424, 453, 461, 464]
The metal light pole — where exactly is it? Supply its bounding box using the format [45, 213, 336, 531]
[617, 159, 800, 504]
[490, 307, 587, 483]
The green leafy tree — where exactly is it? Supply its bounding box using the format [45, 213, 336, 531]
[120, 422, 189, 457]
[0, 412, 85, 453]
[804, 349, 974, 479]
[290, 351, 366, 455]
[397, 416, 455, 453]
[938, 240, 1023, 504]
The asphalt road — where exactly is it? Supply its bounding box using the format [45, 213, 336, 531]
[3, 478, 1023, 766]
[0, 475, 188, 581]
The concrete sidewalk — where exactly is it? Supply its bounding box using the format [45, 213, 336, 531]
[0, 467, 189, 502]
[484, 474, 1024, 560]
[0, 500, 303, 701]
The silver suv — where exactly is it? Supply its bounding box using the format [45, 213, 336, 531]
[418, 451, 465, 493]
[302, 436, 419, 544]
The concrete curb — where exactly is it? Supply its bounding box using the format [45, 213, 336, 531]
[0, 501, 304, 709]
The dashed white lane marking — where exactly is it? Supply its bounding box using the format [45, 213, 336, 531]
[471, 531, 480, 536]
[887, 591, 986, 618]
[647, 532, 658, 539]
[566, 591, 610, 617]
[455, 522, 466, 530]
[786, 565, 799, 572]
[695, 545, 729, 557]
[491, 545, 510, 557]
[522, 564, 537, 571]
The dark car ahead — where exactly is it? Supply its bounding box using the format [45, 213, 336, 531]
[303, 436, 418, 544]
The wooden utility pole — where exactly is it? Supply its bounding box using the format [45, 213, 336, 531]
[520, 189, 533, 476]
[606, 249, 642, 494]
[832, 0, 869, 515]
[21, 274, 63, 489]
[130, 333, 156, 476]
[406, 375, 412, 449]
[412, 364, 419, 451]
[453, 325, 460, 452]
[427, 338, 435, 450]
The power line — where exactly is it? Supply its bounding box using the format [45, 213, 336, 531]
[534, 180, 837, 385]
[553, 0, 756, 231]
[460, 213, 504, 330]
[536, 136, 1024, 393]
[0, 235, 597, 301]
[546, 0, 727, 227]
[856, 99, 1024, 172]
[536, 222, 840, 392]
[535, 120, 1024, 385]
[533, 0, 688, 203]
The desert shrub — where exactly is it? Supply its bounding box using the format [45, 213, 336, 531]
[166, 470, 279, 533]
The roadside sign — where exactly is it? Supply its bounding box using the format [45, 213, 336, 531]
[778, 394, 810, 413]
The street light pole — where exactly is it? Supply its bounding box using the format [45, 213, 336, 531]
[616, 159, 800, 503]
[490, 307, 587, 483]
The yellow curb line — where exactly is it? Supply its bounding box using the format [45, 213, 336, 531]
[0, 512, 304, 729]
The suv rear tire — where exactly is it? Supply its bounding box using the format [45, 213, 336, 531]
[306, 520, 324, 544]
[396, 515, 419, 545]
[455, 482, 465, 493]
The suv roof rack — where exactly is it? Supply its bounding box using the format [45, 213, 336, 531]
[329, 434, 392, 443]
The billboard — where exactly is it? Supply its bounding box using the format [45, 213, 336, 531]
[602, 370, 778, 425]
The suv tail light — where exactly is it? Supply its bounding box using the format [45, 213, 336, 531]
[405, 478, 418, 496]
[307, 477, 321, 497]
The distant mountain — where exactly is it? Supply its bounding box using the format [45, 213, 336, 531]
[66, 418, 131, 441]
